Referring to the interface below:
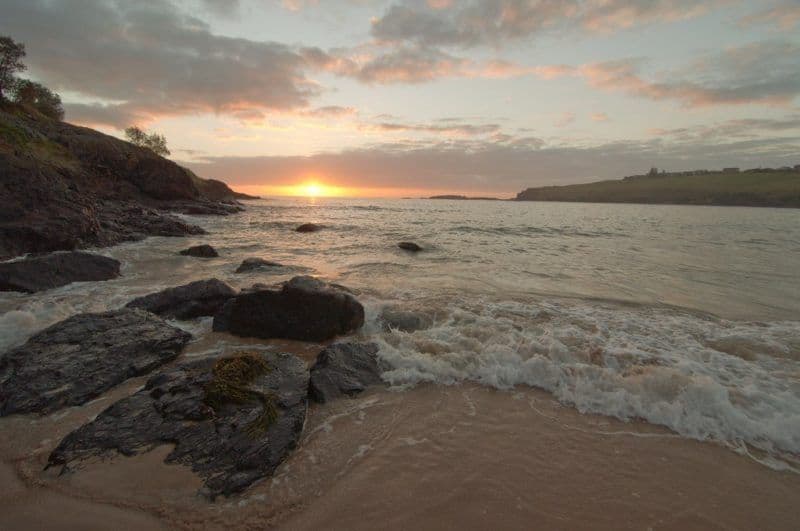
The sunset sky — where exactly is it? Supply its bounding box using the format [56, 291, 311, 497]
[2, 0, 799, 197]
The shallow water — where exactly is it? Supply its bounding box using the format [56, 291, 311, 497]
[1, 198, 799, 466]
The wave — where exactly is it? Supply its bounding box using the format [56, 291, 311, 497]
[369, 297, 800, 466]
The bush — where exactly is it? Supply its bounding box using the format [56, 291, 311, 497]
[12, 79, 64, 120]
[124, 126, 170, 156]
[0, 36, 26, 100]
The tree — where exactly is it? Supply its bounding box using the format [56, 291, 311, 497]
[0, 36, 26, 99]
[124, 126, 171, 157]
[12, 79, 64, 120]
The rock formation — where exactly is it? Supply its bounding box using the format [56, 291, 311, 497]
[0, 309, 191, 416]
[0, 251, 120, 292]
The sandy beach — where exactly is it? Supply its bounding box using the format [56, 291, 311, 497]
[2, 376, 798, 530]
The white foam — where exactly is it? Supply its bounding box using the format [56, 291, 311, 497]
[373, 297, 800, 462]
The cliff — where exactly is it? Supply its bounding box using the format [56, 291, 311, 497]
[0, 104, 250, 259]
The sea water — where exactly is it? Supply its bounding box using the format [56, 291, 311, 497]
[1, 198, 799, 465]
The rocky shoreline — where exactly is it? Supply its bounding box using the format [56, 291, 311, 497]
[0, 257, 387, 497]
[0, 104, 254, 260]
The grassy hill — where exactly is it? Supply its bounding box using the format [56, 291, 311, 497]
[515, 170, 800, 208]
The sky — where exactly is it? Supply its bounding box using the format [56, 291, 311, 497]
[2, 0, 799, 197]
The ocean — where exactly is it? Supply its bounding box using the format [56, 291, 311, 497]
[2, 197, 799, 472]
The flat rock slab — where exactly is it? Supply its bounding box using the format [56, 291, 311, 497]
[179, 244, 218, 258]
[0, 251, 121, 293]
[48, 351, 309, 499]
[0, 309, 191, 416]
[235, 257, 283, 273]
[125, 279, 237, 319]
[213, 276, 365, 342]
[309, 342, 383, 403]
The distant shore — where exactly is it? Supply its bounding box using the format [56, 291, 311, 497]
[515, 168, 800, 208]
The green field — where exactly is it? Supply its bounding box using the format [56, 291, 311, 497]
[515, 171, 800, 208]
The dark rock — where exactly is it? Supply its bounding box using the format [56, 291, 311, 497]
[0, 251, 120, 293]
[0, 309, 191, 416]
[179, 244, 218, 258]
[96, 201, 206, 245]
[398, 241, 422, 252]
[235, 257, 283, 273]
[379, 307, 433, 332]
[295, 223, 322, 233]
[48, 351, 308, 499]
[213, 276, 364, 342]
[167, 200, 244, 216]
[309, 342, 383, 403]
[125, 279, 237, 319]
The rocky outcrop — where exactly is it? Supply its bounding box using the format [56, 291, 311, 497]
[235, 257, 283, 273]
[295, 223, 322, 233]
[0, 251, 120, 293]
[308, 342, 383, 403]
[179, 244, 218, 258]
[398, 242, 422, 252]
[0, 309, 191, 416]
[213, 276, 365, 342]
[125, 279, 237, 320]
[379, 307, 433, 332]
[48, 351, 308, 499]
[0, 105, 244, 260]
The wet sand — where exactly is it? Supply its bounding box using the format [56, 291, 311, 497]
[1, 380, 798, 531]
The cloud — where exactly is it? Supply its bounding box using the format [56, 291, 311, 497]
[590, 112, 609, 122]
[370, 0, 728, 48]
[651, 115, 800, 142]
[739, 2, 800, 31]
[554, 112, 576, 127]
[363, 120, 502, 136]
[0, 0, 334, 127]
[184, 131, 800, 194]
[532, 41, 800, 107]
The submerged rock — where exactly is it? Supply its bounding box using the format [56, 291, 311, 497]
[48, 351, 308, 499]
[379, 307, 433, 332]
[179, 244, 218, 258]
[295, 223, 322, 233]
[309, 342, 383, 403]
[0, 309, 190, 416]
[0, 251, 121, 293]
[125, 279, 237, 319]
[398, 241, 422, 252]
[235, 257, 283, 273]
[213, 276, 364, 342]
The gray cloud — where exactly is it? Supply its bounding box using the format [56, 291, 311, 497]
[739, 1, 800, 31]
[371, 0, 726, 48]
[542, 41, 800, 107]
[651, 115, 800, 141]
[0, 0, 332, 127]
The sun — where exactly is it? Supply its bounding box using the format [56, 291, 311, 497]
[302, 182, 324, 197]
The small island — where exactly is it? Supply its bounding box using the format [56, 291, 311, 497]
[516, 166, 800, 208]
